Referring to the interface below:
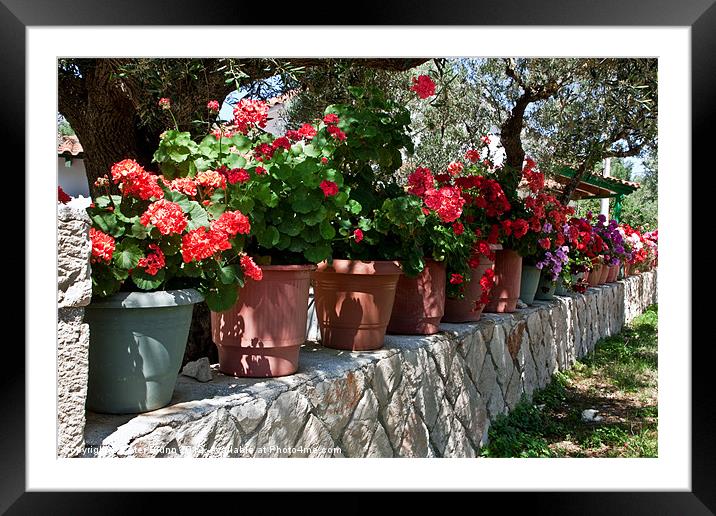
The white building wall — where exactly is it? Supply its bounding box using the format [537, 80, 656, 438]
[58, 157, 90, 198]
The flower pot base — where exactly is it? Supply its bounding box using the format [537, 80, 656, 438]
[217, 345, 300, 378]
[387, 317, 442, 335]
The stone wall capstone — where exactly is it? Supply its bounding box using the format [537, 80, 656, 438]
[84, 270, 657, 458]
[57, 205, 92, 458]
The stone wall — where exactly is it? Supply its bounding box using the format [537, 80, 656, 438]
[84, 270, 657, 458]
[57, 205, 92, 458]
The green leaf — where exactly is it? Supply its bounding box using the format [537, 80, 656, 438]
[276, 233, 291, 250]
[319, 219, 336, 240]
[229, 134, 252, 152]
[303, 244, 331, 264]
[346, 199, 362, 215]
[207, 202, 227, 220]
[300, 225, 321, 243]
[254, 182, 279, 208]
[186, 201, 210, 230]
[302, 206, 328, 226]
[291, 191, 322, 214]
[113, 241, 142, 270]
[278, 217, 304, 236]
[218, 265, 239, 285]
[90, 211, 125, 238]
[302, 144, 321, 157]
[129, 222, 149, 240]
[226, 153, 247, 170]
[131, 269, 165, 290]
[202, 283, 239, 312]
[256, 225, 280, 247]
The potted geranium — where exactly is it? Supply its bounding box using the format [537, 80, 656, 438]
[422, 155, 511, 322]
[384, 165, 469, 334]
[85, 156, 252, 414]
[310, 86, 427, 350]
[155, 98, 350, 377]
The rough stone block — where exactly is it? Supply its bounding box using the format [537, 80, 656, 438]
[57, 307, 89, 458]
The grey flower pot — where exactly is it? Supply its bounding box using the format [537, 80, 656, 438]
[535, 271, 557, 301]
[85, 289, 203, 414]
[519, 264, 542, 305]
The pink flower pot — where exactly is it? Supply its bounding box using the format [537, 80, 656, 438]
[211, 264, 314, 378]
[483, 249, 522, 313]
[442, 254, 496, 323]
[387, 260, 446, 335]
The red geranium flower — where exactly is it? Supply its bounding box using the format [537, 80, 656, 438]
[89, 228, 115, 264]
[240, 255, 263, 281]
[319, 180, 339, 197]
[353, 228, 364, 243]
[450, 273, 464, 285]
[140, 199, 188, 235]
[410, 75, 436, 99]
[137, 244, 165, 276]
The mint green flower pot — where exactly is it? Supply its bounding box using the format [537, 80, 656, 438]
[535, 271, 557, 301]
[554, 277, 570, 296]
[85, 289, 203, 414]
[519, 265, 541, 305]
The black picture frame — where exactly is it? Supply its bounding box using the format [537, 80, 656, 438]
[6, 1, 711, 512]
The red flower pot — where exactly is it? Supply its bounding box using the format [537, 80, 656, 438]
[387, 260, 446, 335]
[312, 260, 402, 351]
[483, 248, 522, 313]
[211, 264, 314, 378]
[598, 262, 610, 284]
[442, 254, 496, 323]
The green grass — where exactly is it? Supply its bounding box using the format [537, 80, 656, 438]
[481, 304, 658, 458]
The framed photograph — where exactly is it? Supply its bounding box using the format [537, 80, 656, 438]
[6, 0, 711, 512]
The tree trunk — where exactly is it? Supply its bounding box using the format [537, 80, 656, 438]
[499, 95, 531, 193]
[559, 160, 591, 203]
[59, 59, 158, 198]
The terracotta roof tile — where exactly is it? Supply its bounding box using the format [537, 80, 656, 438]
[57, 135, 83, 156]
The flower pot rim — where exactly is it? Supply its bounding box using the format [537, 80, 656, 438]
[489, 243, 503, 250]
[315, 259, 402, 275]
[88, 288, 204, 309]
[256, 264, 317, 271]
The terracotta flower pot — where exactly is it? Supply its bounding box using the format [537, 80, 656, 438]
[606, 262, 619, 283]
[598, 262, 610, 284]
[483, 249, 522, 313]
[442, 254, 496, 323]
[587, 264, 602, 286]
[312, 259, 402, 351]
[387, 260, 446, 335]
[211, 264, 314, 378]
